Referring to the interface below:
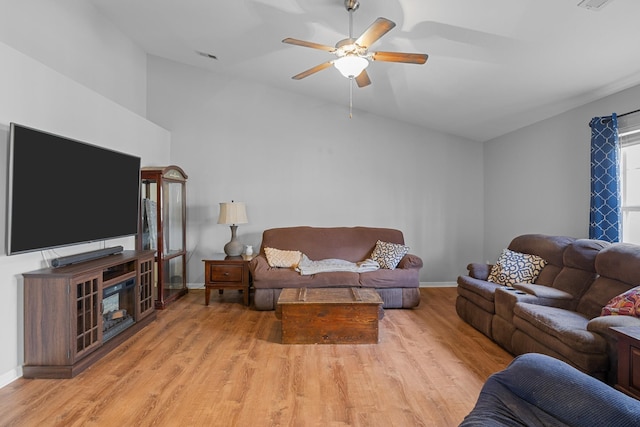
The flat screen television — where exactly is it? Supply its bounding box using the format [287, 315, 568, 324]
[7, 123, 141, 255]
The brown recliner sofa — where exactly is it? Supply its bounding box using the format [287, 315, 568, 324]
[492, 237, 608, 354]
[457, 234, 640, 382]
[248, 226, 423, 310]
[456, 234, 576, 340]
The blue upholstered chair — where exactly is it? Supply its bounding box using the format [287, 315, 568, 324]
[460, 353, 640, 427]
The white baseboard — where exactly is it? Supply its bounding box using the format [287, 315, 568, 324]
[0, 366, 22, 389]
[190, 282, 456, 289]
[189, 282, 456, 289]
[420, 281, 457, 287]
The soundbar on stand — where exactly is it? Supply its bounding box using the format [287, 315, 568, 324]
[51, 245, 124, 267]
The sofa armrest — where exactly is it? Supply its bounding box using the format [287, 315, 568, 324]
[495, 285, 574, 322]
[397, 253, 423, 269]
[248, 254, 271, 277]
[513, 283, 574, 301]
[467, 263, 492, 281]
[587, 315, 640, 384]
[587, 315, 640, 339]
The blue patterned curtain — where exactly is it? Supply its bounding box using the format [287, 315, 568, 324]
[589, 113, 620, 242]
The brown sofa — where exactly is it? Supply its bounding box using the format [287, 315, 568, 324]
[457, 234, 640, 382]
[248, 226, 423, 310]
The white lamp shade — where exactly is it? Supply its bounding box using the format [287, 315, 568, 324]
[217, 201, 248, 225]
[334, 55, 369, 78]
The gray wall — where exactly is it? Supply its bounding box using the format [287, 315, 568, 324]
[0, 1, 170, 386]
[0, 0, 147, 116]
[483, 83, 640, 260]
[3, 0, 640, 390]
[147, 56, 485, 286]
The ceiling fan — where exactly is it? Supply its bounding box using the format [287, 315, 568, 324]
[282, 0, 428, 88]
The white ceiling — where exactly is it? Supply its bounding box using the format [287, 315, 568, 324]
[88, 0, 640, 142]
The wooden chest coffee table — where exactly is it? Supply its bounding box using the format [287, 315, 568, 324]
[276, 287, 384, 344]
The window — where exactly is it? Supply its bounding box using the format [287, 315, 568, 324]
[619, 112, 640, 244]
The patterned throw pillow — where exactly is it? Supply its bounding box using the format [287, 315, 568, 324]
[264, 247, 303, 268]
[487, 248, 547, 286]
[370, 240, 409, 270]
[601, 286, 640, 317]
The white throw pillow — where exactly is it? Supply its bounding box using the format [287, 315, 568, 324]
[264, 247, 303, 268]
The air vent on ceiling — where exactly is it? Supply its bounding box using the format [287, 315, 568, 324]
[196, 51, 218, 60]
[577, 0, 614, 11]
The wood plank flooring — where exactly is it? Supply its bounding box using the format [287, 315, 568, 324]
[0, 287, 512, 427]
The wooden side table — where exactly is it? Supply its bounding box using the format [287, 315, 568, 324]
[203, 254, 253, 306]
[611, 326, 640, 400]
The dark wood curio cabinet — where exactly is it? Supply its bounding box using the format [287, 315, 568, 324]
[140, 166, 188, 309]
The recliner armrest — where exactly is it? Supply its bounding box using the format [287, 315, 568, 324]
[513, 283, 574, 300]
[587, 315, 640, 339]
[467, 262, 492, 280]
[495, 285, 574, 321]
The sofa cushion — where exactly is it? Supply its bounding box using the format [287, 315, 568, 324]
[259, 226, 406, 263]
[513, 303, 606, 354]
[596, 243, 640, 285]
[359, 267, 419, 289]
[564, 239, 609, 272]
[507, 234, 574, 286]
[256, 269, 358, 289]
[576, 243, 640, 318]
[601, 286, 640, 317]
[576, 276, 636, 320]
[370, 240, 409, 269]
[487, 249, 547, 286]
[264, 247, 302, 268]
[508, 234, 574, 268]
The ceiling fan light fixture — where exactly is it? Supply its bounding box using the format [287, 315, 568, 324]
[334, 55, 369, 78]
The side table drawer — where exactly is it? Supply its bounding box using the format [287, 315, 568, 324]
[208, 264, 243, 282]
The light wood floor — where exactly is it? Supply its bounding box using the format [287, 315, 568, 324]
[0, 287, 512, 427]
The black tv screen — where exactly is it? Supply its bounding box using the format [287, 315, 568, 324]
[7, 123, 141, 255]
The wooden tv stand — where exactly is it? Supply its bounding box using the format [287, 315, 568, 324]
[22, 250, 156, 379]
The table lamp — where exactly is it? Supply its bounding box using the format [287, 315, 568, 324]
[217, 200, 248, 256]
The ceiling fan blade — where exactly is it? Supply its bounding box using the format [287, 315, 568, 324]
[282, 38, 335, 52]
[372, 51, 429, 64]
[292, 61, 334, 80]
[355, 18, 396, 48]
[355, 70, 371, 88]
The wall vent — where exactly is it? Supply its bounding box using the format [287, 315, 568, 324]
[577, 0, 614, 11]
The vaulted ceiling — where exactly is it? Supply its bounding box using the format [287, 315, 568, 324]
[89, 0, 640, 142]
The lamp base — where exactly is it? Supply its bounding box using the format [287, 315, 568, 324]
[224, 225, 244, 257]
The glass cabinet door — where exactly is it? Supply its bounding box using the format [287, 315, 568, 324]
[162, 256, 184, 301]
[141, 181, 158, 252]
[163, 180, 184, 255]
[140, 166, 188, 309]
